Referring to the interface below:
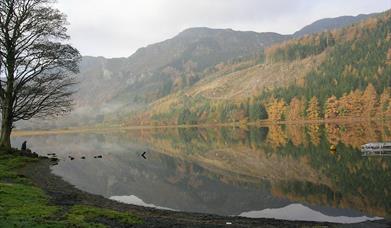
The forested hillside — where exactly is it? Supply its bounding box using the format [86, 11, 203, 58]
[262, 11, 391, 121]
[16, 12, 387, 129]
[128, 11, 391, 126]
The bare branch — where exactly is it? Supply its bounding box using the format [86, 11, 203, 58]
[0, 0, 80, 125]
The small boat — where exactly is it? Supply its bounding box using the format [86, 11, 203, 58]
[361, 142, 391, 156]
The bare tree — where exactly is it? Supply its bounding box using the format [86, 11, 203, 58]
[0, 0, 80, 149]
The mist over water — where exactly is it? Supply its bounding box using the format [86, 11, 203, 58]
[12, 122, 391, 223]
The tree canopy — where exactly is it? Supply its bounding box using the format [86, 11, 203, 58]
[0, 0, 80, 148]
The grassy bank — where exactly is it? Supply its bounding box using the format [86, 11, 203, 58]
[0, 150, 142, 227]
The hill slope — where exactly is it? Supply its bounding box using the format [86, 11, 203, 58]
[79, 28, 286, 106]
[18, 11, 389, 129]
[128, 11, 391, 126]
[75, 29, 286, 117]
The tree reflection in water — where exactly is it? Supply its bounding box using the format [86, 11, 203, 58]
[12, 121, 391, 220]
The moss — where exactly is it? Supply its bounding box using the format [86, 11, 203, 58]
[0, 152, 142, 227]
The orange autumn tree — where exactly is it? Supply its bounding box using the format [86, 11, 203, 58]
[324, 96, 339, 119]
[287, 97, 305, 121]
[306, 96, 320, 120]
[265, 98, 287, 121]
[337, 90, 364, 117]
[349, 90, 365, 116]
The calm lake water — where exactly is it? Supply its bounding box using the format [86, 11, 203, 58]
[12, 122, 391, 223]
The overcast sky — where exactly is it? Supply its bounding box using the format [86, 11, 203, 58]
[56, 0, 390, 58]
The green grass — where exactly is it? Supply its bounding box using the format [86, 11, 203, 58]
[0, 152, 142, 227]
[67, 205, 142, 227]
[0, 154, 37, 183]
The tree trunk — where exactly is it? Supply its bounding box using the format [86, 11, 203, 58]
[0, 101, 13, 150]
[0, 119, 12, 149]
[1, 52, 15, 150]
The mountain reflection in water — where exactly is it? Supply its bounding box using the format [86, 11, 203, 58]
[240, 204, 382, 223]
[12, 122, 391, 223]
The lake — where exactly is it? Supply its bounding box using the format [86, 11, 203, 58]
[12, 122, 391, 223]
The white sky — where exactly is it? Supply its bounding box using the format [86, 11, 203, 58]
[56, 0, 391, 58]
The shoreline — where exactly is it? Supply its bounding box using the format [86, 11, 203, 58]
[12, 118, 391, 137]
[17, 157, 391, 227]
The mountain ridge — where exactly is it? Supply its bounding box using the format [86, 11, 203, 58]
[293, 13, 378, 37]
[18, 11, 387, 129]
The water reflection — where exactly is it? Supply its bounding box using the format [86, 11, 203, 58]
[240, 204, 382, 223]
[12, 121, 391, 222]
